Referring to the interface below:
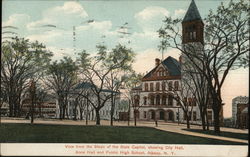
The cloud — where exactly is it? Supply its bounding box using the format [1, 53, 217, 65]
[52, 1, 88, 17]
[2, 14, 30, 28]
[135, 6, 169, 21]
[27, 1, 88, 30]
[174, 9, 186, 18]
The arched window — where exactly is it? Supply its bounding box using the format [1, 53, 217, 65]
[168, 95, 173, 106]
[156, 82, 160, 91]
[156, 95, 161, 105]
[144, 83, 148, 91]
[187, 25, 196, 40]
[174, 81, 179, 91]
[162, 82, 165, 91]
[134, 95, 140, 107]
[150, 95, 154, 105]
[162, 95, 166, 105]
[168, 82, 173, 91]
[150, 83, 154, 91]
[143, 97, 147, 105]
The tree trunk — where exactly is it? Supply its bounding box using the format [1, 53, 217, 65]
[86, 100, 89, 125]
[110, 94, 114, 126]
[213, 105, 221, 134]
[8, 96, 13, 117]
[127, 101, 130, 126]
[62, 104, 66, 119]
[95, 109, 101, 125]
[205, 111, 210, 130]
[201, 110, 206, 131]
[186, 118, 190, 129]
[185, 112, 190, 129]
[73, 100, 77, 121]
[134, 110, 137, 126]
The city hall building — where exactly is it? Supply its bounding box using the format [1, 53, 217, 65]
[130, 0, 214, 124]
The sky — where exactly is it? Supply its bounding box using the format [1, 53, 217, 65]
[2, 0, 249, 118]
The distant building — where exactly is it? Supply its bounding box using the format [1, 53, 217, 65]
[22, 95, 57, 118]
[236, 103, 249, 129]
[232, 96, 249, 127]
[0, 102, 9, 117]
[58, 82, 121, 121]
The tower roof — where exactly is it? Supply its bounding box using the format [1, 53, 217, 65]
[182, 0, 202, 23]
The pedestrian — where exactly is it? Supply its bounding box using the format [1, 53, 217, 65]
[155, 119, 158, 127]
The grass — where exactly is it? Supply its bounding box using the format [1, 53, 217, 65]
[0, 123, 247, 145]
[183, 128, 248, 140]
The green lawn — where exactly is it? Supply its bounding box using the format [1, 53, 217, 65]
[0, 123, 247, 145]
[183, 129, 248, 140]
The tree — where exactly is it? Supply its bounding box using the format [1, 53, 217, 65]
[104, 44, 135, 126]
[78, 44, 135, 125]
[181, 61, 211, 130]
[122, 72, 142, 126]
[158, 0, 249, 133]
[166, 77, 195, 129]
[1, 37, 52, 117]
[45, 57, 78, 119]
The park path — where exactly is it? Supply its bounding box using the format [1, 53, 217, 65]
[1, 118, 248, 144]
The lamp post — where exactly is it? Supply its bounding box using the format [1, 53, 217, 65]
[177, 107, 180, 125]
[29, 79, 36, 124]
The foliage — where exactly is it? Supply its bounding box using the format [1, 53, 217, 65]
[1, 37, 53, 117]
[45, 57, 78, 119]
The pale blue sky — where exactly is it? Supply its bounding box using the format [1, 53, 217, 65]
[2, 0, 248, 117]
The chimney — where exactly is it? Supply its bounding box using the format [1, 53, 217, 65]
[179, 56, 182, 63]
[155, 58, 160, 66]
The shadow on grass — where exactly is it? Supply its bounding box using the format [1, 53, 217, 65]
[182, 128, 248, 140]
[0, 123, 247, 145]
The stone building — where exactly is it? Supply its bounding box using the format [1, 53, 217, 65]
[129, 0, 215, 124]
[232, 96, 249, 127]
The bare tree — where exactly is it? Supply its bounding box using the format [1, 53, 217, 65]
[77, 44, 135, 125]
[122, 72, 143, 126]
[104, 44, 135, 126]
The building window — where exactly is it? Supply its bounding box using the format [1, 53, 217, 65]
[144, 111, 147, 118]
[168, 82, 173, 91]
[143, 97, 147, 105]
[144, 83, 148, 91]
[193, 111, 197, 121]
[156, 82, 160, 91]
[134, 95, 140, 107]
[187, 25, 196, 40]
[193, 98, 197, 106]
[189, 32, 193, 40]
[150, 95, 155, 105]
[177, 101, 181, 106]
[162, 82, 165, 91]
[207, 111, 212, 122]
[162, 95, 166, 105]
[150, 83, 154, 91]
[168, 95, 173, 106]
[156, 95, 161, 105]
[193, 31, 196, 39]
[174, 81, 179, 91]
